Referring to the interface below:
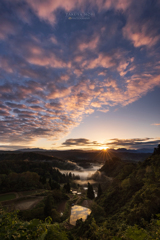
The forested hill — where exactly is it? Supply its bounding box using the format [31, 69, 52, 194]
[71, 145, 160, 239]
[97, 144, 160, 225]
[0, 152, 63, 162]
[100, 157, 136, 178]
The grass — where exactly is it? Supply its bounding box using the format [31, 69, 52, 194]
[0, 194, 16, 202]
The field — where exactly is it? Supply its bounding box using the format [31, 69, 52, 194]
[0, 193, 16, 202]
[14, 197, 44, 210]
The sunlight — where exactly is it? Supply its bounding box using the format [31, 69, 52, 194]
[99, 146, 108, 151]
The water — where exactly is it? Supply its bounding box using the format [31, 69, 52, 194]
[70, 205, 91, 225]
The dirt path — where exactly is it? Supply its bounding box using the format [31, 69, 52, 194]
[14, 197, 44, 210]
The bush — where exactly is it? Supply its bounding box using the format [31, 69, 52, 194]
[44, 224, 68, 240]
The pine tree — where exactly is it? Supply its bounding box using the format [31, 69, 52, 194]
[87, 182, 94, 199]
[63, 182, 70, 193]
[66, 182, 70, 193]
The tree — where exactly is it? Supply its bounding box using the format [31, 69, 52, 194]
[87, 182, 94, 199]
[40, 175, 46, 184]
[49, 179, 60, 190]
[66, 182, 70, 193]
[63, 182, 70, 193]
[98, 183, 102, 198]
[154, 144, 160, 155]
[44, 195, 54, 217]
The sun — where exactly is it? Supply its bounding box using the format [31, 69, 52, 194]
[99, 146, 108, 151]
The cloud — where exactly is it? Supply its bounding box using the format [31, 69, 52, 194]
[0, 0, 160, 145]
[62, 138, 99, 147]
[152, 123, 160, 126]
[0, 145, 30, 151]
[25, 0, 132, 25]
[106, 138, 160, 149]
[123, 21, 159, 48]
[78, 36, 99, 52]
[62, 137, 160, 149]
[0, 19, 17, 40]
[122, 1, 160, 48]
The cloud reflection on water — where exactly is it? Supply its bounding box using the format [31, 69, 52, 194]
[70, 205, 91, 226]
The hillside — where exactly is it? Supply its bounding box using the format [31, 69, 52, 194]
[0, 152, 79, 170]
[70, 145, 160, 239]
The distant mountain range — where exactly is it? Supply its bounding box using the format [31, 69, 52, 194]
[112, 148, 154, 153]
[0, 147, 153, 164]
[14, 147, 154, 154]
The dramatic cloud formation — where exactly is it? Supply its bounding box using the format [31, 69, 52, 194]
[62, 138, 100, 147]
[0, 0, 160, 146]
[106, 138, 160, 149]
[62, 138, 160, 150]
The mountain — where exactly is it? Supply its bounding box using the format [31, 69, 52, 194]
[114, 148, 154, 153]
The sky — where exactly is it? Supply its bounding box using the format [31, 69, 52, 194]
[0, 0, 160, 151]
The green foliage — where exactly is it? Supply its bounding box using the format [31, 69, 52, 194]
[0, 159, 67, 193]
[97, 183, 102, 198]
[44, 195, 55, 218]
[61, 200, 72, 221]
[51, 209, 60, 222]
[0, 193, 16, 202]
[91, 202, 106, 223]
[0, 171, 42, 192]
[100, 157, 136, 178]
[0, 208, 47, 240]
[44, 224, 68, 240]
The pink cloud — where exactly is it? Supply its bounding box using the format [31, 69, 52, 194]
[86, 53, 115, 69]
[123, 17, 159, 48]
[74, 69, 83, 76]
[50, 36, 58, 44]
[48, 87, 72, 99]
[103, 0, 132, 11]
[91, 101, 102, 108]
[25, 0, 81, 24]
[0, 57, 14, 73]
[60, 74, 70, 81]
[0, 84, 12, 93]
[0, 20, 16, 40]
[25, 0, 132, 25]
[98, 108, 109, 113]
[152, 123, 160, 126]
[26, 54, 67, 68]
[98, 72, 106, 76]
[78, 36, 99, 51]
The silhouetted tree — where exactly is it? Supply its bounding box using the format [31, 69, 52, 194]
[87, 182, 94, 199]
[63, 182, 70, 193]
[44, 195, 54, 217]
[40, 175, 46, 184]
[49, 179, 60, 190]
[154, 144, 160, 155]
